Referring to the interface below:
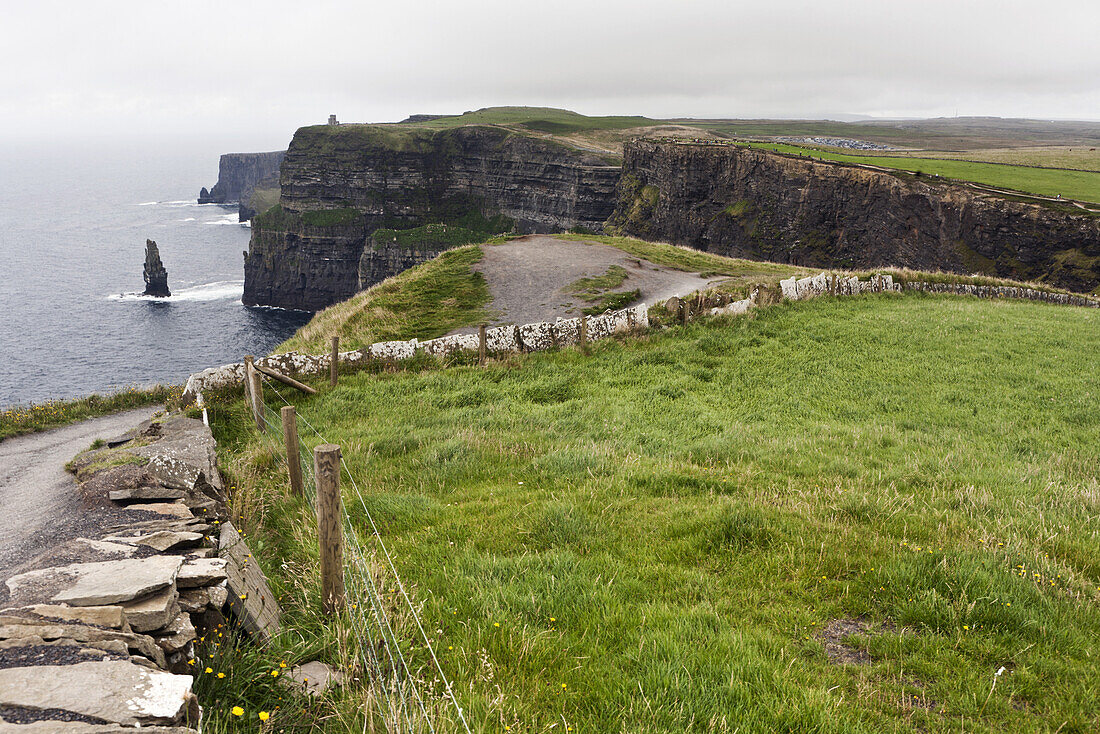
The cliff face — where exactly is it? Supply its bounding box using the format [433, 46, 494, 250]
[198, 151, 285, 211]
[243, 125, 620, 310]
[612, 140, 1100, 293]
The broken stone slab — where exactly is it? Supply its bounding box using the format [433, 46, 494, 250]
[122, 502, 195, 520]
[5, 555, 182, 607]
[0, 604, 127, 630]
[282, 660, 344, 697]
[177, 587, 207, 614]
[129, 416, 224, 495]
[0, 637, 129, 662]
[108, 485, 187, 503]
[177, 557, 227, 588]
[154, 613, 196, 654]
[0, 621, 165, 669]
[219, 521, 280, 642]
[103, 530, 204, 552]
[120, 587, 179, 633]
[0, 660, 198, 727]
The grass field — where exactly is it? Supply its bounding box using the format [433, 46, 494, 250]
[742, 142, 1100, 204]
[408, 107, 656, 134]
[877, 147, 1100, 173]
[210, 293, 1100, 733]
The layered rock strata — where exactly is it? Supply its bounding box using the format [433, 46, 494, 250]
[243, 125, 621, 310]
[198, 151, 284, 206]
[142, 240, 169, 298]
[0, 416, 281, 731]
[611, 140, 1100, 293]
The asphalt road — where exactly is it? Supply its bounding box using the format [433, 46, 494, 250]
[0, 407, 158, 583]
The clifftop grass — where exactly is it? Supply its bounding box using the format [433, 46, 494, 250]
[211, 294, 1100, 732]
[275, 245, 491, 355]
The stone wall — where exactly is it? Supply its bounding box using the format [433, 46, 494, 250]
[183, 304, 650, 400]
[186, 273, 1098, 404]
[0, 416, 280, 731]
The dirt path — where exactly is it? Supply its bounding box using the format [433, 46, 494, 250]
[0, 406, 159, 583]
[456, 235, 720, 331]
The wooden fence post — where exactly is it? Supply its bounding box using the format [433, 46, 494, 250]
[244, 356, 265, 433]
[478, 324, 487, 366]
[330, 336, 339, 387]
[314, 444, 344, 614]
[281, 406, 304, 497]
[580, 314, 588, 353]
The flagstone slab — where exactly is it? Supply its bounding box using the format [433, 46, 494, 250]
[5, 556, 182, 607]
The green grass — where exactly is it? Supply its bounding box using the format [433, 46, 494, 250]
[564, 264, 639, 315]
[211, 294, 1100, 733]
[0, 384, 181, 441]
[276, 245, 492, 355]
[742, 142, 1100, 204]
[409, 106, 655, 133]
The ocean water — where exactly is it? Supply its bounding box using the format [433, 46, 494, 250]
[0, 138, 311, 408]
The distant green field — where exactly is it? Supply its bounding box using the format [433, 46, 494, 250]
[412, 106, 656, 133]
[745, 142, 1100, 204]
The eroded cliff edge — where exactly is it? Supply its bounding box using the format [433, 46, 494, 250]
[198, 151, 285, 221]
[610, 140, 1100, 293]
[243, 124, 620, 310]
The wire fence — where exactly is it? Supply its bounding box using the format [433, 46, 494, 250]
[250, 376, 471, 734]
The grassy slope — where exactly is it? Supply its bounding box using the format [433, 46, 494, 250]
[410, 106, 655, 133]
[275, 245, 491, 355]
[212, 294, 1100, 733]
[277, 235, 811, 355]
[743, 142, 1100, 204]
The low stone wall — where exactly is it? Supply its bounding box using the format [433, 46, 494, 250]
[183, 272, 1097, 404]
[902, 281, 1100, 307]
[0, 416, 280, 731]
[182, 304, 650, 400]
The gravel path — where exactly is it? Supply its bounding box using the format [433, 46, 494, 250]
[0, 407, 159, 583]
[456, 236, 720, 332]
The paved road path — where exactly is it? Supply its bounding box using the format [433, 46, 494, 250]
[454, 236, 721, 332]
[0, 407, 159, 582]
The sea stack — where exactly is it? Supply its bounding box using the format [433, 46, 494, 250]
[142, 239, 170, 297]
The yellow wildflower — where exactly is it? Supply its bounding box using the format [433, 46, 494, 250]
[259, 711, 270, 721]
[231, 706, 244, 716]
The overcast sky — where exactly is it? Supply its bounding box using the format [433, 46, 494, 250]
[2, 0, 1098, 147]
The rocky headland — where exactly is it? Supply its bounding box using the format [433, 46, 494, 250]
[198, 151, 285, 222]
[242, 124, 620, 311]
[609, 139, 1100, 292]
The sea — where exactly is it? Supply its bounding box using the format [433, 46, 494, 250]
[0, 137, 312, 408]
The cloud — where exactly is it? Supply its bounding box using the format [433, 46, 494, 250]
[1, 0, 1098, 139]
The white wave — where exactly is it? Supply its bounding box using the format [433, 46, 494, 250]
[178, 217, 196, 222]
[137, 201, 158, 206]
[108, 280, 244, 303]
[204, 213, 246, 226]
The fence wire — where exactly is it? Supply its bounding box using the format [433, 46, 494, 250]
[250, 376, 470, 734]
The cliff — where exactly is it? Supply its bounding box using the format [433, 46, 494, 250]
[243, 125, 620, 310]
[198, 151, 285, 218]
[611, 140, 1100, 293]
